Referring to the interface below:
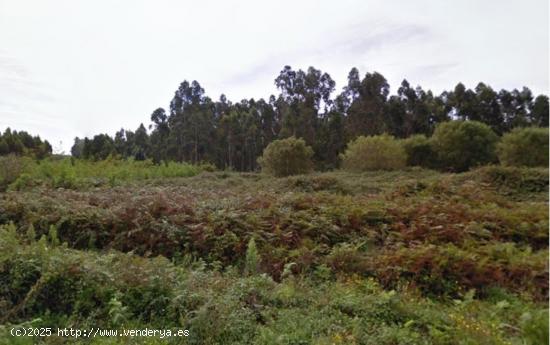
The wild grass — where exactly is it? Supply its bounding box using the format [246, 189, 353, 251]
[1, 156, 203, 191]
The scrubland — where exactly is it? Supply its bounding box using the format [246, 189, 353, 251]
[0, 160, 547, 344]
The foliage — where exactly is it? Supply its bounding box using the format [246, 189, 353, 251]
[431, 120, 499, 172]
[0, 155, 32, 191]
[0, 159, 547, 344]
[341, 134, 406, 171]
[401, 134, 436, 168]
[371, 243, 548, 299]
[257, 137, 313, 177]
[471, 165, 549, 200]
[0, 128, 51, 159]
[497, 127, 549, 167]
[520, 309, 549, 345]
[0, 227, 546, 344]
[286, 174, 346, 193]
[5, 157, 202, 190]
[244, 238, 260, 276]
[67, 66, 548, 172]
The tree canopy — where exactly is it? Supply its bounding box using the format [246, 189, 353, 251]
[0, 128, 52, 158]
[70, 65, 548, 170]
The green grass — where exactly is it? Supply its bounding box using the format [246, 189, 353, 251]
[1, 156, 204, 191]
[0, 161, 547, 344]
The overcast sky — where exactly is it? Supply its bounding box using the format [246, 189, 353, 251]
[0, 0, 548, 153]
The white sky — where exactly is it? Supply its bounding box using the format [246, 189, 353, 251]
[0, 0, 548, 153]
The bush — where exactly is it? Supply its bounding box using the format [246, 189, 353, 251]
[371, 243, 548, 299]
[474, 165, 549, 199]
[0, 155, 30, 191]
[341, 134, 406, 171]
[497, 127, 549, 167]
[325, 243, 368, 274]
[258, 137, 313, 177]
[287, 175, 345, 193]
[521, 309, 549, 345]
[4, 157, 203, 190]
[401, 134, 435, 168]
[431, 121, 498, 172]
[244, 237, 260, 276]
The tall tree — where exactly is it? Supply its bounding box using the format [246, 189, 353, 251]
[275, 66, 335, 145]
[343, 69, 390, 139]
[132, 124, 150, 160]
[530, 95, 549, 127]
[66, 65, 547, 171]
[71, 137, 85, 158]
[473, 83, 504, 134]
[149, 108, 170, 163]
[396, 80, 433, 136]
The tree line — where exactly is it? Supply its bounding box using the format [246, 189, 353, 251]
[70, 66, 549, 170]
[0, 128, 52, 159]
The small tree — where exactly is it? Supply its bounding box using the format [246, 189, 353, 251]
[341, 134, 406, 171]
[401, 134, 435, 168]
[431, 121, 498, 172]
[258, 137, 313, 177]
[497, 127, 549, 167]
[244, 237, 260, 276]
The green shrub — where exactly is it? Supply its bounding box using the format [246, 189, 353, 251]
[258, 137, 313, 177]
[341, 134, 406, 171]
[497, 127, 549, 167]
[244, 238, 260, 276]
[198, 162, 217, 172]
[7, 173, 38, 191]
[521, 309, 549, 345]
[287, 175, 345, 193]
[325, 243, 368, 274]
[4, 157, 203, 190]
[0, 155, 31, 191]
[473, 165, 549, 200]
[401, 134, 435, 168]
[431, 121, 498, 172]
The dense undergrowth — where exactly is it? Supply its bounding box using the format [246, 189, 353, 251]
[0, 156, 205, 191]
[0, 162, 548, 344]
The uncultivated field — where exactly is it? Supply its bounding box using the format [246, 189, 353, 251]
[0, 164, 548, 344]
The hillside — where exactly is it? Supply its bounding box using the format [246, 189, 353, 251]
[0, 163, 548, 344]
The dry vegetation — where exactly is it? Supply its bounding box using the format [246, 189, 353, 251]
[0, 160, 548, 344]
